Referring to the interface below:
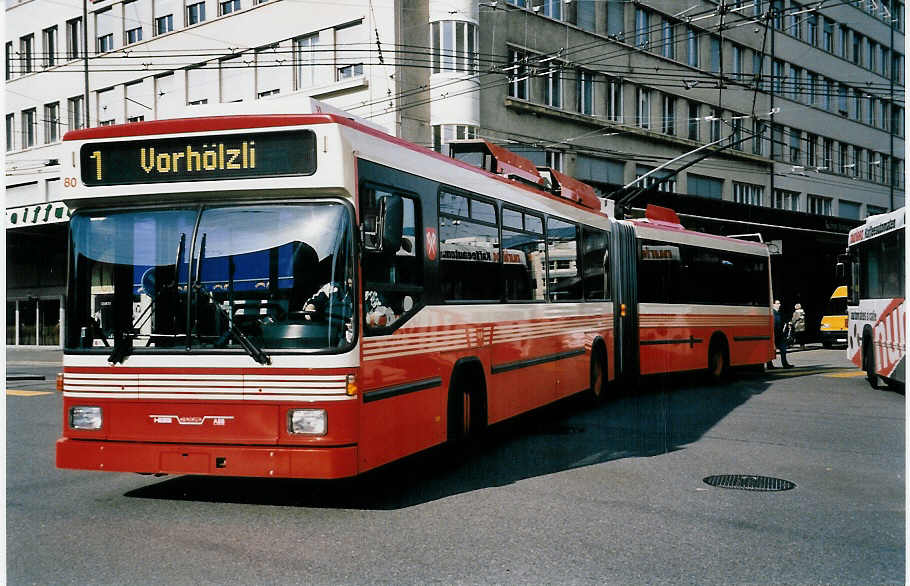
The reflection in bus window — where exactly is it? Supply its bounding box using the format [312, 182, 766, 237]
[360, 188, 422, 333]
[502, 207, 545, 301]
[440, 191, 499, 301]
[547, 217, 581, 301]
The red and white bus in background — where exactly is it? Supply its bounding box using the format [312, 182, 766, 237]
[56, 102, 773, 479]
[844, 207, 905, 389]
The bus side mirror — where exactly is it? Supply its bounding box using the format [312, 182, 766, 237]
[834, 262, 845, 283]
[378, 195, 403, 255]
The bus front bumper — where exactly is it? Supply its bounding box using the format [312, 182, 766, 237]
[56, 438, 359, 479]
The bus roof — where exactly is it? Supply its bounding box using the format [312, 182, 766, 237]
[847, 207, 905, 247]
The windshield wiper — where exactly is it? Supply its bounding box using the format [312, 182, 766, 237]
[191, 233, 271, 365]
[109, 233, 186, 364]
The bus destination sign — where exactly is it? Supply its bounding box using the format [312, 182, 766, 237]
[80, 129, 316, 186]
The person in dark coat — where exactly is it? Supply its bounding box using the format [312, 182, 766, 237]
[768, 299, 793, 369]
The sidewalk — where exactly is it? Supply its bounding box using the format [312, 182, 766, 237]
[6, 346, 62, 381]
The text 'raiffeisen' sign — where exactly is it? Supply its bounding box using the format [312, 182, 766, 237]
[79, 129, 316, 186]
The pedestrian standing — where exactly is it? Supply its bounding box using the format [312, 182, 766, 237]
[768, 300, 794, 369]
[790, 302, 807, 349]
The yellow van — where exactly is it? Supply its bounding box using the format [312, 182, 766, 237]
[819, 285, 848, 348]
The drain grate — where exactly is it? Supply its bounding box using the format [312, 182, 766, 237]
[703, 474, 796, 492]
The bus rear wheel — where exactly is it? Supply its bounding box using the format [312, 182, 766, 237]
[589, 349, 607, 403]
[864, 338, 880, 389]
[707, 338, 729, 383]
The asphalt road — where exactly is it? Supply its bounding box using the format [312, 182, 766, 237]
[6, 346, 905, 585]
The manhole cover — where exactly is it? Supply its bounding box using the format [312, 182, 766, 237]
[703, 474, 796, 492]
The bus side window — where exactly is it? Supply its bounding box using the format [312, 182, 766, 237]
[546, 218, 581, 302]
[638, 239, 680, 303]
[439, 190, 500, 301]
[360, 187, 422, 333]
[502, 207, 545, 301]
[582, 227, 609, 301]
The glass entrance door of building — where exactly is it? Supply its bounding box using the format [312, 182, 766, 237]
[7, 297, 62, 346]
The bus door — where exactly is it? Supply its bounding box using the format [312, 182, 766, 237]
[611, 221, 639, 381]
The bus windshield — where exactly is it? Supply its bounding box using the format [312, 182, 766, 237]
[66, 202, 355, 356]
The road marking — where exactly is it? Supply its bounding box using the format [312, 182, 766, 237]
[824, 370, 867, 378]
[6, 390, 53, 396]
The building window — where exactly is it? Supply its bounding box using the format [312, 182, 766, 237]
[187, 64, 217, 105]
[838, 84, 848, 115]
[187, 0, 206, 24]
[772, 189, 799, 211]
[636, 165, 676, 193]
[823, 138, 833, 171]
[42, 26, 58, 68]
[790, 2, 803, 37]
[823, 78, 832, 111]
[294, 34, 318, 89]
[838, 26, 848, 58]
[6, 114, 15, 152]
[21, 108, 36, 148]
[256, 45, 281, 97]
[806, 71, 817, 106]
[607, 77, 622, 122]
[220, 0, 241, 15]
[577, 69, 594, 115]
[68, 96, 84, 131]
[688, 101, 699, 141]
[838, 142, 849, 174]
[805, 133, 817, 168]
[732, 45, 743, 80]
[97, 88, 117, 126]
[542, 0, 561, 20]
[546, 150, 563, 172]
[19, 34, 34, 75]
[5, 42, 12, 80]
[709, 38, 721, 74]
[752, 120, 766, 155]
[687, 173, 723, 199]
[687, 26, 699, 67]
[334, 20, 366, 82]
[789, 66, 801, 101]
[852, 32, 862, 65]
[752, 53, 765, 91]
[337, 63, 363, 80]
[731, 116, 743, 149]
[154, 0, 175, 35]
[430, 20, 477, 74]
[770, 124, 784, 160]
[96, 8, 115, 53]
[635, 8, 650, 49]
[772, 60, 783, 94]
[507, 48, 528, 100]
[709, 108, 721, 142]
[66, 18, 83, 60]
[661, 18, 676, 59]
[733, 182, 763, 206]
[807, 194, 832, 216]
[44, 102, 60, 143]
[124, 1, 143, 44]
[545, 65, 562, 108]
[789, 130, 802, 164]
[662, 94, 675, 135]
[823, 19, 834, 52]
[806, 12, 818, 45]
[636, 87, 650, 128]
[433, 124, 477, 154]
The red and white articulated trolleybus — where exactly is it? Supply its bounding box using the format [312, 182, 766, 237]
[56, 103, 773, 479]
[844, 207, 905, 389]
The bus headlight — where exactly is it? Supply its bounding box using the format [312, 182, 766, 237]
[69, 406, 103, 430]
[288, 409, 327, 435]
